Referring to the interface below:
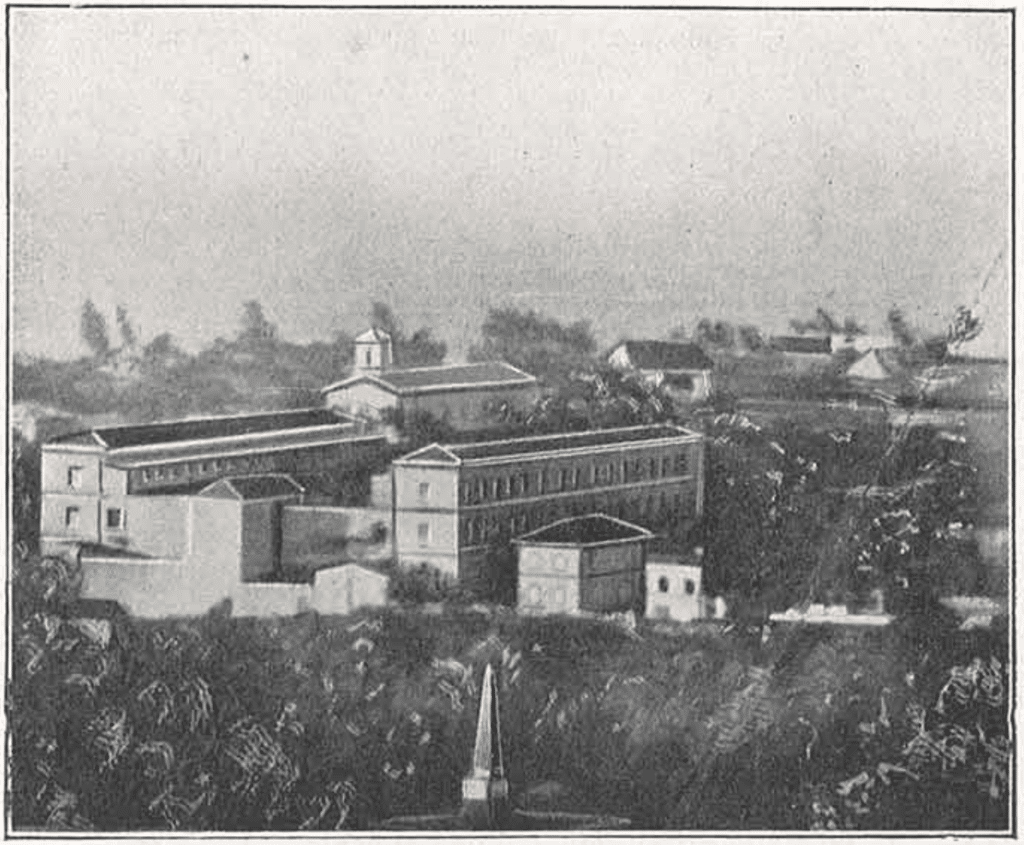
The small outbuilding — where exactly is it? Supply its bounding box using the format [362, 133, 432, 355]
[312, 563, 390, 616]
[513, 513, 651, 616]
[645, 553, 703, 623]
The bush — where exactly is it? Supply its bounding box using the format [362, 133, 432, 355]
[388, 563, 473, 606]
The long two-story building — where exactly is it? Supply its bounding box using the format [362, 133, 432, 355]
[40, 408, 388, 556]
[392, 424, 704, 595]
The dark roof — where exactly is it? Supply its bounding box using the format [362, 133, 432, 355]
[515, 514, 652, 546]
[768, 336, 833, 355]
[199, 474, 305, 501]
[613, 341, 714, 371]
[397, 424, 698, 464]
[322, 362, 536, 395]
[51, 408, 351, 449]
[104, 429, 382, 469]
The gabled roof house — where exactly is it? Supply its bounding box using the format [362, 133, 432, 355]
[607, 340, 715, 403]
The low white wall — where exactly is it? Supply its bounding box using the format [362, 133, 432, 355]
[80, 557, 236, 619]
[231, 583, 313, 618]
[312, 566, 389, 616]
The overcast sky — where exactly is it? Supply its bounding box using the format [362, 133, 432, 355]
[10, 8, 1011, 362]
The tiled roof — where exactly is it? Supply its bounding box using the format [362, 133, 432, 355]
[768, 336, 833, 355]
[614, 341, 714, 371]
[515, 513, 653, 546]
[396, 424, 698, 465]
[199, 474, 305, 500]
[322, 361, 536, 396]
[51, 408, 351, 450]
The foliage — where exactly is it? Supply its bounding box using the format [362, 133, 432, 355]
[693, 319, 735, 350]
[116, 305, 137, 350]
[80, 299, 111, 360]
[370, 302, 447, 368]
[468, 307, 596, 387]
[387, 563, 474, 606]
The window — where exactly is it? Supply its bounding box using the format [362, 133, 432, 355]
[417, 523, 429, 546]
[685, 579, 696, 596]
[67, 466, 84, 488]
[658, 576, 670, 593]
[537, 471, 545, 494]
[65, 507, 80, 529]
[521, 473, 530, 496]
[366, 349, 372, 365]
[106, 508, 126, 529]
[573, 468, 581, 489]
[559, 469, 568, 491]
[142, 468, 152, 482]
[418, 482, 430, 502]
[650, 457, 658, 478]
[554, 587, 566, 607]
[675, 452, 688, 474]
[663, 457, 671, 477]
[529, 585, 542, 605]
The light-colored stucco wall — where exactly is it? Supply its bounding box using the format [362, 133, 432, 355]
[324, 382, 398, 416]
[80, 557, 235, 618]
[121, 496, 191, 559]
[646, 563, 703, 622]
[312, 565, 389, 615]
[41, 447, 103, 495]
[517, 545, 582, 614]
[188, 497, 243, 580]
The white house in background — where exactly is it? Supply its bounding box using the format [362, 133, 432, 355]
[845, 348, 893, 382]
[607, 340, 715, 403]
[645, 553, 704, 622]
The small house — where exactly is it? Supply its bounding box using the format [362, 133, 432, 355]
[513, 513, 651, 616]
[311, 563, 390, 616]
[645, 553, 703, 623]
[607, 340, 715, 403]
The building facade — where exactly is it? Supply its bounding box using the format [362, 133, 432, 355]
[322, 361, 541, 432]
[607, 340, 715, 403]
[514, 514, 651, 616]
[392, 424, 704, 595]
[40, 408, 387, 555]
[646, 554, 704, 623]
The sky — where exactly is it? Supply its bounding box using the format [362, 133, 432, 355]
[10, 8, 1012, 362]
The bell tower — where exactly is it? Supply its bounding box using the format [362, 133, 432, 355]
[353, 327, 393, 376]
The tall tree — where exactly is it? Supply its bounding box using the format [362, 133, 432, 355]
[469, 306, 596, 385]
[887, 307, 915, 348]
[738, 325, 764, 352]
[79, 299, 110, 359]
[116, 305, 137, 350]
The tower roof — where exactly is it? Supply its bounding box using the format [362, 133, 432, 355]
[356, 327, 392, 344]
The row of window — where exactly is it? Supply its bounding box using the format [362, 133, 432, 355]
[457, 489, 690, 546]
[133, 446, 340, 486]
[63, 506, 125, 530]
[457, 451, 691, 506]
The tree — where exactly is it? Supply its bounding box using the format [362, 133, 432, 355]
[947, 306, 982, 349]
[115, 306, 137, 350]
[887, 308, 915, 348]
[80, 299, 110, 360]
[694, 319, 735, 350]
[369, 302, 447, 368]
[468, 307, 596, 386]
[238, 300, 278, 348]
[738, 325, 764, 352]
